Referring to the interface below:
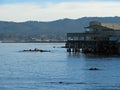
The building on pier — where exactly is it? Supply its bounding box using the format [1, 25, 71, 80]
[66, 21, 120, 55]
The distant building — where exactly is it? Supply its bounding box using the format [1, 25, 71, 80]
[67, 21, 120, 42]
[66, 21, 120, 55]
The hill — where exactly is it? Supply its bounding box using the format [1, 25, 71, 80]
[0, 17, 120, 42]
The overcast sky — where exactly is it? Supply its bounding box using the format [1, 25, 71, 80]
[0, 0, 120, 22]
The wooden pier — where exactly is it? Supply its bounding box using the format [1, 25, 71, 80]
[65, 21, 120, 55]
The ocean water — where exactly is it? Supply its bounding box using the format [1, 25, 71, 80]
[0, 43, 120, 90]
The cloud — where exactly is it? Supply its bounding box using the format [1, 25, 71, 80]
[0, 1, 120, 22]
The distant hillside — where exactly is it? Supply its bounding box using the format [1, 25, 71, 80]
[0, 17, 120, 42]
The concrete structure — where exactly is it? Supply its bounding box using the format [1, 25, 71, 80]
[66, 21, 120, 55]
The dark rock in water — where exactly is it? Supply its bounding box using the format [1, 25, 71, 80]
[22, 48, 50, 52]
[89, 68, 99, 70]
[59, 82, 63, 84]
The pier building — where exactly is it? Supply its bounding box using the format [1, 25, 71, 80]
[66, 21, 120, 55]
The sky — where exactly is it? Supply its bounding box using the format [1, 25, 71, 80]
[0, 0, 120, 22]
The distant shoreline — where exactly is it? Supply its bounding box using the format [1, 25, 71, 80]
[1, 41, 66, 43]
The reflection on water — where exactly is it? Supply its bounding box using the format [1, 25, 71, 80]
[0, 43, 120, 90]
[67, 52, 85, 58]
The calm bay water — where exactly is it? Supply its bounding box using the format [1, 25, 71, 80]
[0, 43, 120, 90]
